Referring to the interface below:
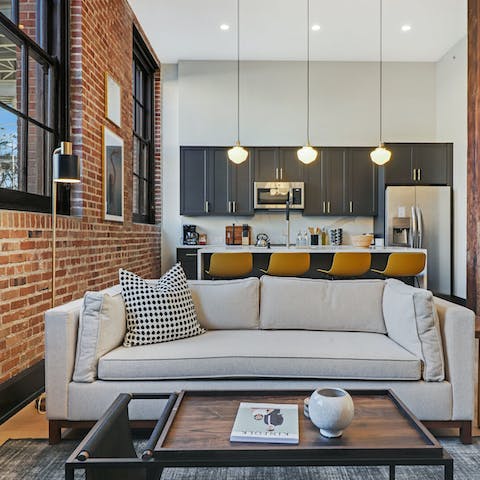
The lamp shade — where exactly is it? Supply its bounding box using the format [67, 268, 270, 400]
[53, 152, 80, 183]
[228, 142, 249, 164]
[297, 145, 318, 164]
[370, 144, 392, 166]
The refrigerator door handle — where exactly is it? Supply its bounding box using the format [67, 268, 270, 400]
[411, 206, 418, 248]
[416, 206, 424, 249]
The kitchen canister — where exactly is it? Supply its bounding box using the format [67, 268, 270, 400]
[308, 388, 354, 438]
[329, 228, 343, 246]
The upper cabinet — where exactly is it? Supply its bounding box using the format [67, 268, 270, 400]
[384, 143, 452, 186]
[180, 147, 254, 216]
[254, 147, 303, 181]
[346, 148, 377, 216]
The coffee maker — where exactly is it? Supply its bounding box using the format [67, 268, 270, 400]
[183, 225, 199, 245]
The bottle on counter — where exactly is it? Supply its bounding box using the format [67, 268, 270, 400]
[296, 231, 302, 247]
[321, 226, 328, 245]
[302, 231, 308, 247]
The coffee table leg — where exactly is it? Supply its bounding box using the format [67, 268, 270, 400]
[444, 459, 453, 480]
[389, 464, 395, 480]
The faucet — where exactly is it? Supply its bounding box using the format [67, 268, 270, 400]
[286, 193, 291, 248]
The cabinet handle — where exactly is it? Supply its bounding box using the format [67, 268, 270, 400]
[349, 201, 353, 213]
[418, 169, 421, 181]
[228, 201, 232, 213]
[327, 201, 331, 213]
[185, 253, 198, 257]
[275, 168, 279, 180]
[413, 169, 416, 181]
[323, 201, 326, 213]
[280, 167, 283, 179]
[232, 201, 236, 213]
[204, 201, 209, 213]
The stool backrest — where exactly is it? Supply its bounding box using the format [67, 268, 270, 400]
[383, 252, 426, 277]
[266, 253, 310, 276]
[207, 252, 253, 278]
[329, 252, 371, 276]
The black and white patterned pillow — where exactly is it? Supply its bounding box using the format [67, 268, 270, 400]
[119, 264, 205, 347]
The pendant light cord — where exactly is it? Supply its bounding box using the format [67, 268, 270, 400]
[237, 0, 240, 144]
[306, 0, 311, 145]
[379, 0, 383, 145]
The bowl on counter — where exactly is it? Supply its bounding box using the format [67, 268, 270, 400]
[351, 234, 374, 248]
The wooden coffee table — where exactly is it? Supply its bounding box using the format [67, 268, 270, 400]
[151, 389, 453, 480]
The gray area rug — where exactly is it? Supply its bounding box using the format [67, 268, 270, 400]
[0, 438, 479, 479]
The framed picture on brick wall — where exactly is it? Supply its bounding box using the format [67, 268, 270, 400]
[105, 73, 121, 127]
[103, 126, 124, 222]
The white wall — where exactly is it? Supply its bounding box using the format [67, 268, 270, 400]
[436, 37, 468, 298]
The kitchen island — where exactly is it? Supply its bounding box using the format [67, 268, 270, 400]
[196, 245, 428, 288]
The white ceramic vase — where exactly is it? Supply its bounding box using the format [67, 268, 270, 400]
[308, 388, 355, 438]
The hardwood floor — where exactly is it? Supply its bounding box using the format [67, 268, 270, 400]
[0, 396, 478, 448]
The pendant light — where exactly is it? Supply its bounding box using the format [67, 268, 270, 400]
[297, 0, 318, 165]
[370, 0, 391, 166]
[228, 0, 248, 164]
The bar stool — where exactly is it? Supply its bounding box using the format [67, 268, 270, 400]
[371, 252, 426, 287]
[317, 252, 371, 278]
[261, 253, 310, 277]
[205, 252, 253, 279]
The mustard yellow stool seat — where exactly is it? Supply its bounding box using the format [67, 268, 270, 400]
[371, 252, 426, 286]
[206, 252, 253, 279]
[317, 252, 371, 278]
[261, 252, 310, 277]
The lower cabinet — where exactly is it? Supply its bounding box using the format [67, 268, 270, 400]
[177, 248, 198, 280]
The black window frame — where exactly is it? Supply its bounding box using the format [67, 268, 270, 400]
[0, 0, 70, 214]
[132, 27, 157, 224]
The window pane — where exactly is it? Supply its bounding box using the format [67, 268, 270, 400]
[141, 140, 148, 180]
[133, 136, 139, 175]
[0, 1, 12, 20]
[133, 174, 139, 214]
[28, 53, 47, 124]
[135, 66, 143, 104]
[0, 105, 19, 189]
[19, 0, 38, 44]
[27, 121, 46, 195]
[134, 102, 143, 136]
[142, 179, 148, 216]
[0, 34, 21, 111]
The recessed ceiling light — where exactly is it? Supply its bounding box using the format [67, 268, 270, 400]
[311, 24, 321, 31]
[401, 24, 412, 32]
[220, 24, 230, 31]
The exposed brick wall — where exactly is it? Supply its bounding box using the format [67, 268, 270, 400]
[0, 0, 162, 383]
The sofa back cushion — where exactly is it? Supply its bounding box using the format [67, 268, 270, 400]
[72, 286, 126, 383]
[382, 279, 445, 382]
[188, 277, 260, 329]
[259, 276, 386, 333]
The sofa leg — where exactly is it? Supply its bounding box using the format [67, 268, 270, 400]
[48, 420, 62, 445]
[460, 421, 472, 445]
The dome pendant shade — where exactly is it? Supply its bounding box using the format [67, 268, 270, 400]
[370, 144, 392, 166]
[228, 141, 249, 164]
[297, 144, 318, 164]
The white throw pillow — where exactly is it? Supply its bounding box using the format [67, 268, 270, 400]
[188, 277, 260, 329]
[120, 264, 205, 347]
[259, 276, 386, 333]
[73, 288, 126, 382]
[382, 279, 445, 382]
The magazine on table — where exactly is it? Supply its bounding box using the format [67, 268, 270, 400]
[230, 402, 299, 444]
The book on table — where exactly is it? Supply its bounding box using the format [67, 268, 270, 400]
[230, 402, 299, 444]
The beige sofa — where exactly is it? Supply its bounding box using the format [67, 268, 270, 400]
[45, 276, 476, 443]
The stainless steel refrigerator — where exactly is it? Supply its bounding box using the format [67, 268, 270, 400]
[385, 186, 451, 295]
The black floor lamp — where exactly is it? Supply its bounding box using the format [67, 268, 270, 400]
[52, 141, 80, 307]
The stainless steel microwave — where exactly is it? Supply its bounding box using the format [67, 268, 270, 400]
[254, 182, 305, 210]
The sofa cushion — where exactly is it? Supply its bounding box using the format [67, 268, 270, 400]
[98, 330, 421, 381]
[72, 287, 126, 383]
[259, 276, 386, 333]
[188, 277, 259, 330]
[383, 279, 445, 382]
[120, 264, 205, 347]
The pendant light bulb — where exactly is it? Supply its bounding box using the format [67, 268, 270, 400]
[370, 143, 392, 165]
[297, 144, 318, 164]
[228, 141, 249, 164]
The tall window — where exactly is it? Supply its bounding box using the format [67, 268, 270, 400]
[0, 0, 68, 213]
[132, 28, 157, 224]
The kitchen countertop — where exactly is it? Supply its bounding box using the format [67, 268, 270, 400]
[196, 245, 427, 254]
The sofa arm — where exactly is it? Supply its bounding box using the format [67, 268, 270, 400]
[434, 297, 475, 420]
[45, 298, 83, 420]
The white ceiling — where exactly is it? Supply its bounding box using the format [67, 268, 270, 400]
[128, 0, 467, 63]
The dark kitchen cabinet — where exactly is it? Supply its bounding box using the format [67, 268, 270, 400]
[177, 248, 199, 279]
[345, 148, 377, 216]
[180, 147, 254, 216]
[384, 143, 452, 186]
[254, 147, 303, 181]
[180, 147, 208, 215]
[321, 148, 346, 215]
[302, 156, 322, 215]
